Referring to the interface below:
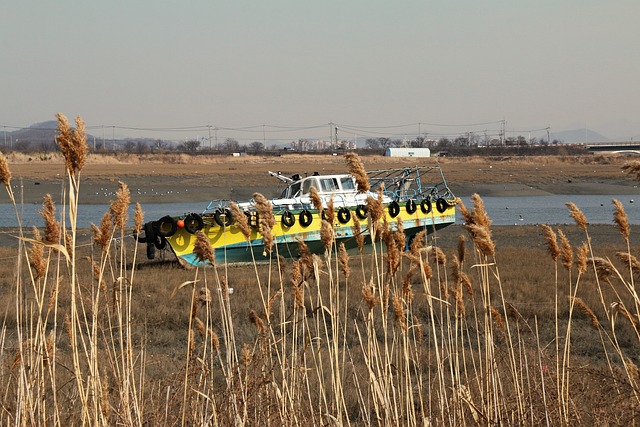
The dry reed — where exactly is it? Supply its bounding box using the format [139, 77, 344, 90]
[344, 152, 370, 192]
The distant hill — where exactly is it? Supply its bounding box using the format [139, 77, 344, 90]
[3, 121, 58, 149]
[550, 129, 609, 144]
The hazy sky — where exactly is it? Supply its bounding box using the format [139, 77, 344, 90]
[2, 0, 639, 143]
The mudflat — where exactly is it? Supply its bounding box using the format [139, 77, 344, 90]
[3, 152, 639, 205]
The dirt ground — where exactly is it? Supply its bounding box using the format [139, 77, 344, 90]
[3, 152, 639, 205]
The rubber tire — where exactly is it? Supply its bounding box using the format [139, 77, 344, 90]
[299, 210, 313, 227]
[154, 235, 167, 250]
[281, 210, 295, 227]
[184, 213, 205, 234]
[144, 221, 156, 259]
[436, 198, 449, 213]
[337, 207, 351, 224]
[156, 215, 178, 237]
[406, 199, 417, 214]
[214, 208, 234, 227]
[355, 204, 368, 220]
[388, 201, 400, 218]
[420, 198, 432, 214]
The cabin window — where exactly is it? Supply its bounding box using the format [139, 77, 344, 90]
[320, 178, 338, 192]
[340, 177, 356, 191]
[284, 182, 301, 198]
[302, 178, 319, 195]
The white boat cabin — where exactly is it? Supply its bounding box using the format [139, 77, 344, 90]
[280, 173, 357, 199]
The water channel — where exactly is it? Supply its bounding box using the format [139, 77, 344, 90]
[1, 194, 638, 229]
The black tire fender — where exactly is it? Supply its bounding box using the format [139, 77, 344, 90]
[133, 230, 147, 244]
[299, 209, 313, 227]
[420, 198, 432, 214]
[436, 198, 449, 213]
[144, 221, 156, 259]
[184, 213, 205, 234]
[155, 215, 178, 237]
[388, 201, 400, 218]
[281, 210, 295, 227]
[355, 204, 368, 220]
[337, 207, 351, 224]
[214, 208, 234, 227]
[154, 235, 167, 250]
[405, 199, 417, 214]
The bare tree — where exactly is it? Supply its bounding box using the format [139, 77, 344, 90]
[249, 141, 264, 151]
[223, 138, 241, 151]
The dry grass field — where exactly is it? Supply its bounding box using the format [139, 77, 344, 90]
[3, 150, 639, 204]
[3, 125, 640, 425]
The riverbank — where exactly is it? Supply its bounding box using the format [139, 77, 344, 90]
[1, 153, 639, 205]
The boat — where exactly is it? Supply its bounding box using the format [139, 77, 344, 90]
[136, 161, 457, 267]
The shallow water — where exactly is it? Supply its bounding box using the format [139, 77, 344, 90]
[0, 194, 638, 228]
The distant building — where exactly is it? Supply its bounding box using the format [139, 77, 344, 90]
[385, 147, 431, 158]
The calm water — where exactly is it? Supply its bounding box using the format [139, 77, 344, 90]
[0, 195, 638, 228]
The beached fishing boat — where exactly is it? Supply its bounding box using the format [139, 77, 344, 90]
[136, 161, 456, 267]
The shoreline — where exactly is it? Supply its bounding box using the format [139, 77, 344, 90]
[2, 153, 639, 205]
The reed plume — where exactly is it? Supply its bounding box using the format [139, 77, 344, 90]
[134, 202, 144, 233]
[344, 152, 370, 193]
[576, 241, 588, 274]
[325, 196, 335, 226]
[612, 199, 630, 240]
[253, 192, 275, 254]
[433, 247, 446, 266]
[618, 303, 637, 328]
[249, 310, 267, 334]
[0, 151, 11, 188]
[471, 193, 492, 229]
[395, 217, 406, 252]
[464, 223, 495, 257]
[351, 216, 364, 252]
[309, 187, 323, 212]
[320, 219, 333, 250]
[571, 296, 599, 329]
[55, 113, 89, 176]
[39, 194, 60, 244]
[29, 227, 46, 280]
[193, 230, 215, 265]
[615, 252, 640, 276]
[110, 182, 130, 231]
[460, 271, 473, 296]
[92, 212, 112, 252]
[366, 195, 384, 224]
[457, 198, 473, 225]
[410, 230, 426, 256]
[392, 294, 408, 332]
[489, 305, 506, 334]
[588, 257, 615, 280]
[540, 224, 560, 262]
[461, 194, 495, 256]
[266, 289, 282, 319]
[230, 202, 251, 241]
[338, 242, 350, 279]
[422, 258, 433, 280]
[362, 281, 379, 313]
[566, 202, 587, 232]
[401, 270, 414, 302]
[558, 230, 573, 271]
[457, 234, 466, 264]
[198, 287, 212, 305]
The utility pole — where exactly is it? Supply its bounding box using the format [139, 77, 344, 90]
[547, 126, 550, 145]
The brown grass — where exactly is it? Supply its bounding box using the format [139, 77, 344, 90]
[4, 137, 640, 424]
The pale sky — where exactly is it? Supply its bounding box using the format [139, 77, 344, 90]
[2, 0, 639, 143]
